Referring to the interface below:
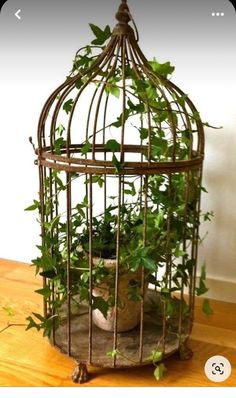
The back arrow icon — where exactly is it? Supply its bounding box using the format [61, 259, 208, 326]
[15, 9, 21, 20]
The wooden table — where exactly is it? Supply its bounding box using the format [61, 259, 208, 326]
[0, 258, 235, 387]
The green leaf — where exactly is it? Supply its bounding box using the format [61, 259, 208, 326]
[112, 154, 123, 174]
[24, 200, 40, 211]
[35, 286, 52, 299]
[141, 255, 157, 272]
[63, 99, 74, 114]
[39, 270, 57, 279]
[109, 85, 120, 98]
[139, 127, 149, 140]
[105, 139, 121, 152]
[75, 79, 84, 90]
[153, 363, 167, 380]
[32, 252, 56, 271]
[105, 78, 121, 98]
[89, 24, 111, 45]
[123, 181, 136, 196]
[55, 124, 65, 137]
[112, 109, 130, 128]
[32, 312, 45, 322]
[200, 264, 206, 280]
[25, 316, 41, 331]
[147, 350, 163, 363]
[81, 141, 92, 155]
[54, 137, 65, 155]
[52, 170, 66, 191]
[202, 299, 213, 316]
[90, 175, 104, 188]
[173, 247, 187, 258]
[106, 349, 119, 358]
[92, 296, 109, 318]
[149, 58, 175, 77]
[2, 306, 15, 316]
[203, 211, 214, 222]
[195, 264, 208, 296]
[175, 94, 188, 107]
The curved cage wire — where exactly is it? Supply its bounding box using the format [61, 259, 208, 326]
[35, 0, 205, 380]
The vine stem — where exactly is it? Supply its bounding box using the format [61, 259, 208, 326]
[0, 323, 26, 334]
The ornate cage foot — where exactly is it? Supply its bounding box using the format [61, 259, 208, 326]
[178, 342, 193, 361]
[72, 361, 89, 384]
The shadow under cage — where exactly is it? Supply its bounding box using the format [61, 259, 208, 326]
[35, 0, 204, 383]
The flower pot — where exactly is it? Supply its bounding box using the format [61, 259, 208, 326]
[92, 257, 147, 332]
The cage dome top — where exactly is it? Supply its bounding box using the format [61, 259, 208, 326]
[37, 0, 204, 176]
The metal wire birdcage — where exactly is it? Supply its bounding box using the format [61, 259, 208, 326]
[35, 0, 204, 383]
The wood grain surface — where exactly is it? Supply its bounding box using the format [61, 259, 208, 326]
[0, 258, 235, 387]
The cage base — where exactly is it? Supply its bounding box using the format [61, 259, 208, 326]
[53, 290, 190, 368]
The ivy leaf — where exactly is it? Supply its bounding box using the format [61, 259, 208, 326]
[2, 306, 15, 316]
[63, 99, 74, 114]
[149, 58, 175, 77]
[35, 286, 52, 299]
[176, 94, 188, 107]
[89, 175, 104, 188]
[106, 349, 119, 358]
[55, 124, 65, 137]
[141, 255, 157, 272]
[202, 299, 213, 316]
[32, 253, 56, 271]
[153, 363, 167, 381]
[196, 264, 208, 296]
[32, 312, 45, 322]
[139, 127, 149, 140]
[25, 316, 41, 331]
[203, 211, 214, 222]
[105, 78, 120, 98]
[112, 109, 130, 128]
[124, 181, 136, 196]
[89, 24, 111, 45]
[92, 296, 109, 319]
[54, 137, 64, 155]
[52, 170, 66, 191]
[105, 139, 121, 152]
[39, 270, 57, 279]
[42, 316, 59, 338]
[147, 350, 163, 364]
[75, 79, 84, 90]
[81, 141, 92, 155]
[112, 154, 123, 174]
[24, 200, 40, 211]
[173, 247, 187, 258]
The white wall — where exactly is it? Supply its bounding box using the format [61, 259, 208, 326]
[0, 0, 235, 299]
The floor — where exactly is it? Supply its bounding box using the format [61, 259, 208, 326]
[0, 258, 235, 387]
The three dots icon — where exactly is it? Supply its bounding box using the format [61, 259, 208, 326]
[212, 12, 225, 16]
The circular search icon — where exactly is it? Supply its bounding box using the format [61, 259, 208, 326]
[205, 355, 231, 382]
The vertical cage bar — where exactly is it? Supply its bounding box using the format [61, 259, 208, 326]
[139, 175, 148, 362]
[66, 172, 72, 356]
[162, 173, 173, 353]
[178, 170, 191, 346]
[103, 96, 109, 209]
[49, 168, 56, 345]
[39, 163, 48, 318]
[190, 167, 203, 331]
[88, 174, 93, 364]
[113, 175, 122, 367]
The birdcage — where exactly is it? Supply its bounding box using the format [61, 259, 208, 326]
[35, 0, 204, 383]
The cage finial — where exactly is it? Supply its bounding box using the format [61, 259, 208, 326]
[116, 0, 131, 24]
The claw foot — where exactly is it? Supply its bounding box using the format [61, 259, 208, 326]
[72, 361, 89, 384]
[178, 343, 193, 361]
